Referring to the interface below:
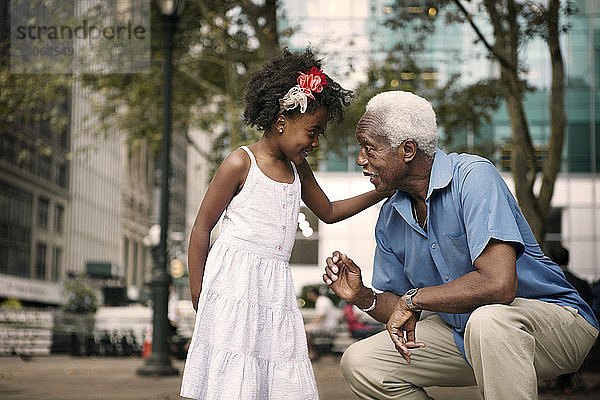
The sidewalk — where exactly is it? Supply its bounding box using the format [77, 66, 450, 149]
[1, 354, 600, 399]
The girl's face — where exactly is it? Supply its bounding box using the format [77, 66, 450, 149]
[280, 106, 328, 165]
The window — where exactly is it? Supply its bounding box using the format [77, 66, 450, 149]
[123, 237, 129, 281]
[15, 248, 30, 278]
[52, 247, 62, 281]
[39, 153, 52, 181]
[289, 206, 319, 265]
[35, 242, 47, 280]
[54, 204, 64, 233]
[132, 241, 138, 285]
[0, 245, 8, 275]
[55, 161, 68, 188]
[38, 197, 49, 229]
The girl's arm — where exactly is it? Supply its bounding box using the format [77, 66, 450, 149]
[188, 149, 249, 311]
[297, 159, 391, 224]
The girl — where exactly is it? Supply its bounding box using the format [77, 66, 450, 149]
[180, 49, 388, 400]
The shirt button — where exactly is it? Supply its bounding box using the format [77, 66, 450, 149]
[444, 275, 450, 281]
[282, 226, 286, 230]
[431, 243, 436, 249]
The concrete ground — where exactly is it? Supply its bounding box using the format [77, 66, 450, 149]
[1, 354, 600, 399]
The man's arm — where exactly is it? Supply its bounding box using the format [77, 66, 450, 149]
[409, 239, 518, 313]
[325, 240, 517, 362]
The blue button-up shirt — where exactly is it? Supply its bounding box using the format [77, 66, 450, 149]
[372, 149, 599, 357]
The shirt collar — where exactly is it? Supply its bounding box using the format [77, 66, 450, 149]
[426, 148, 453, 199]
[389, 148, 453, 234]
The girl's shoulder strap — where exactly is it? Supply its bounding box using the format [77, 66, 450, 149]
[290, 159, 299, 178]
[239, 145, 256, 165]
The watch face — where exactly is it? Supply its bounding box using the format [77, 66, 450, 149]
[405, 288, 419, 310]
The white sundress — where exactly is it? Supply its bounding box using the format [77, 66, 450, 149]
[180, 146, 319, 400]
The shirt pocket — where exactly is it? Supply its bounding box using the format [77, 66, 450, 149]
[442, 232, 474, 272]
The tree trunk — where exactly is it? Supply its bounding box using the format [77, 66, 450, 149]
[479, 0, 569, 243]
[484, 0, 544, 242]
[538, 0, 567, 233]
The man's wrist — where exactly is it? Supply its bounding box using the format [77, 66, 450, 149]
[353, 286, 375, 310]
[402, 288, 422, 312]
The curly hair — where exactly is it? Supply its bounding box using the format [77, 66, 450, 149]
[243, 48, 353, 132]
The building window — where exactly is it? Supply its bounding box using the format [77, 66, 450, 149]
[132, 241, 138, 285]
[0, 183, 33, 278]
[35, 242, 47, 280]
[52, 247, 62, 281]
[38, 197, 49, 229]
[39, 153, 52, 181]
[15, 248, 30, 278]
[290, 206, 319, 265]
[123, 237, 129, 282]
[55, 160, 68, 188]
[54, 204, 64, 233]
[0, 245, 8, 275]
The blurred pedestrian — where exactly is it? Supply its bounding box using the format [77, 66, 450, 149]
[305, 287, 339, 360]
[180, 48, 390, 400]
[167, 284, 179, 336]
[548, 243, 593, 305]
[342, 302, 382, 340]
[547, 243, 593, 393]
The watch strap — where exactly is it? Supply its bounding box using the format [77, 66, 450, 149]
[404, 288, 421, 311]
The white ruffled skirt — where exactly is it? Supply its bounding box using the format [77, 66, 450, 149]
[180, 236, 319, 400]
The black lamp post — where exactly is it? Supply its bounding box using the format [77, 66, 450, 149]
[137, 0, 186, 376]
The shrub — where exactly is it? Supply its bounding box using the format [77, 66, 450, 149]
[61, 275, 98, 314]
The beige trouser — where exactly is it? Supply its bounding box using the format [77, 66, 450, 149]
[340, 298, 598, 400]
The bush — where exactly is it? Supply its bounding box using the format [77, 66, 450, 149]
[62, 275, 98, 314]
[0, 297, 23, 309]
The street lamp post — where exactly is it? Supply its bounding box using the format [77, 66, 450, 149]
[137, 0, 186, 376]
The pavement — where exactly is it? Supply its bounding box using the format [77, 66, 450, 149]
[1, 354, 600, 400]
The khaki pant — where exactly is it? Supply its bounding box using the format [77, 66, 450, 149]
[340, 298, 598, 400]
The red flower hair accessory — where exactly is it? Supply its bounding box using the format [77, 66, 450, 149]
[279, 67, 328, 113]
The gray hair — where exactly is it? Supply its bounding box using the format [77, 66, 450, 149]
[365, 91, 438, 158]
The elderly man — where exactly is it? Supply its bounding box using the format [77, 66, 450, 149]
[323, 91, 598, 400]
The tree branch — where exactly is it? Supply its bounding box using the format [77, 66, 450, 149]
[539, 0, 566, 214]
[453, 0, 516, 75]
[184, 130, 211, 161]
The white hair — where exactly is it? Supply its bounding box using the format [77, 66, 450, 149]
[365, 91, 438, 158]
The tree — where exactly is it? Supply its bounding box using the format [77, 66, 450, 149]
[0, 0, 71, 149]
[451, 0, 573, 243]
[382, 0, 575, 244]
[81, 0, 282, 177]
[325, 54, 501, 166]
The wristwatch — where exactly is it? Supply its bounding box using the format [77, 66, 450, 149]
[359, 289, 377, 312]
[404, 288, 421, 312]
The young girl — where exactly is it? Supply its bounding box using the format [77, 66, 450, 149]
[180, 49, 388, 400]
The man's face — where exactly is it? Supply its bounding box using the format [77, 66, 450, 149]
[355, 113, 405, 192]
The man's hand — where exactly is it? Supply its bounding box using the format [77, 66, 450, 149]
[323, 251, 369, 305]
[387, 297, 426, 363]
